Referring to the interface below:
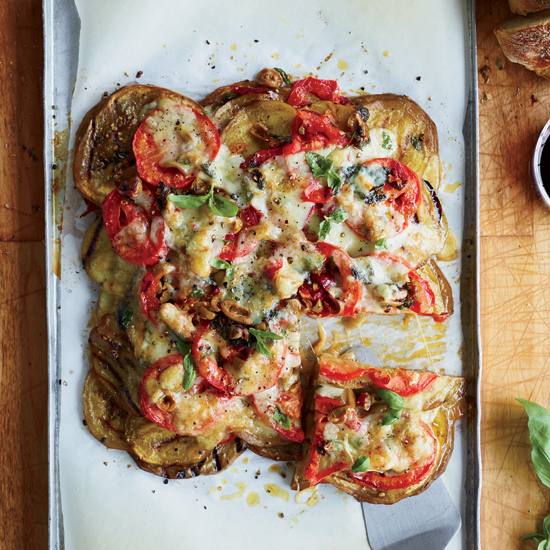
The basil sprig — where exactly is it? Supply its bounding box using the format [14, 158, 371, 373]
[317, 209, 348, 242]
[174, 340, 196, 391]
[518, 399, 550, 546]
[305, 151, 344, 194]
[274, 407, 291, 430]
[189, 287, 204, 298]
[351, 454, 370, 473]
[249, 327, 283, 358]
[169, 183, 238, 218]
[118, 307, 133, 330]
[377, 388, 405, 426]
[209, 258, 235, 281]
[411, 135, 422, 151]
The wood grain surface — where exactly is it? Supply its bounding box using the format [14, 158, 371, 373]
[0, 0, 548, 548]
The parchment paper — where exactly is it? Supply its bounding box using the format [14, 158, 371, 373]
[58, 1, 470, 548]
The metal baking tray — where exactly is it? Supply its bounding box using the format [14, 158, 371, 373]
[44, 0, 480, 548]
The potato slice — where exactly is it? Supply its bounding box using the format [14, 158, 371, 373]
[350, 93, 441, 190]
[220, 100, 297, 159]
[74, 85, 204, 205]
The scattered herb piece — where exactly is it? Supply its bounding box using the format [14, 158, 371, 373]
[274, 67, 292, 86]
[497, 58, 503, 70]
[317, 209, 349, 242]
[374, 238, 387, 250]
[249, 327, 283, 358]
[182, 351, 196, 390]
[351, 454, 370, 473]
[209, 258, 235, 281]
[411, 135, 422, 151]
[118, 307, 133, 330]
[274, 407, 292, 430]
[189, 287, 204, 298]
[381, 132, 392, 150]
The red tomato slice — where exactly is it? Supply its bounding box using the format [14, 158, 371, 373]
[349, 421, 437, 490]
[287, 77, 350, 108]
[343, 159, 421, 239]
[193, 324, 287, 396]
[140, 353, 236, 436]
[252, 379, 305, 443]
[139, 271, 163, 322]
[102, 181, 168, 267]
[367, 251, 435, 315]
[319, 356, 372, 382]
[367, 368, 438, 396]
[315, 394, 345, 415]
[133, 103, 220, 188]
[219, 205, 263, 261]
[298, 242, 362, 317]
[302, 177, 334, 204]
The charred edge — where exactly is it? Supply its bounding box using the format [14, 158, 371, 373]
[121, 386, 142, 417]
[212, 446, 222, 471]
[112, 100, 123, 160]
[82, 218, 104, 269]
[423, 180, 442, 221]
[235, 438, 247, 453]
[87, 116, 97, 181]
[176, 470, 188, 479]
[190, 461, 205, 477]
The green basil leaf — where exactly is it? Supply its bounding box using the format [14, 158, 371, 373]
[249, 327, 283, 341]
[306, 151, 333, 177]
[375, 238, 388, 250]
[169, 193, 209, 209]
[118, 307, 133, 330]
[379, 408, 403, 426]
[497, 58, 503, 70]
[539, 540, 549, 550]
[327, 170, 343, 194]
[209, 193, 239, 218]
[182, 352, 196, 391]
[544, 515, 550, 538]
[253, 337, 272, 358]
[517, 399, 550, 488]
[210, 258, 232, 270]
[382, 132, 392, 150]
[189, 287, 204, 298]
[274, 407, 292, 430]
[411, 135, 421, 151]
[317, 219, 332, 242]
[274, 67, 292, 86]
[351, 454, 370, 473]
[327, 209, 348, 224]
[524, 535, 544, 542]
[377, 388, 406, 410]
[176, 340, 192, 357]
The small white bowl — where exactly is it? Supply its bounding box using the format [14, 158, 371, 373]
[530, 118, 550, 210]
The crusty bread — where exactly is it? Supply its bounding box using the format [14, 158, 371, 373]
[509, 0, 550, 16]
[495, 10, 550, 78]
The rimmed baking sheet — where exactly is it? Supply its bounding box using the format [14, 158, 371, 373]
[44, 1, 480, 548]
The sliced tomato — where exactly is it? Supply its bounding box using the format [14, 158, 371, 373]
[298, 242, 362, 318]
[349, 421, 437, 490]
[252, 379, 305, 443]
[140, 353, 236, 436]
[102, 181, 168, 267]
[139, 271, 163, 322]
[219, 205, 263, 261]
[319, 355, 372, 382]
[242, 110, 349, 170]
[193, 323, 287, 396]
[302, 177, 334, 204]
[343, 158, 421, 239]
[368, 252, 435, 315]
[287, 77, 350, 108]
[133, 103, 220, 188]
[367, 368, 438, 396]
[315, 394, 345, 415]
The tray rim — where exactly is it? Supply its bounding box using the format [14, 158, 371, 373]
[43, 1, 481, 548]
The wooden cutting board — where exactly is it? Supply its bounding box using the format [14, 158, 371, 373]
[1, 0, 550, 548]
[477, 0, 550, 548]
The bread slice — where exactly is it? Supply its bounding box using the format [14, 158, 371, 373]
[495, 10, 550, 78]
[509, 0, 550, 16]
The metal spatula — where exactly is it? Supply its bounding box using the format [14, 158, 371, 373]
[345, 347, 462, 550]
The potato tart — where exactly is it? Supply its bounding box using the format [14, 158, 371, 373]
[76, 68, 460, 489]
